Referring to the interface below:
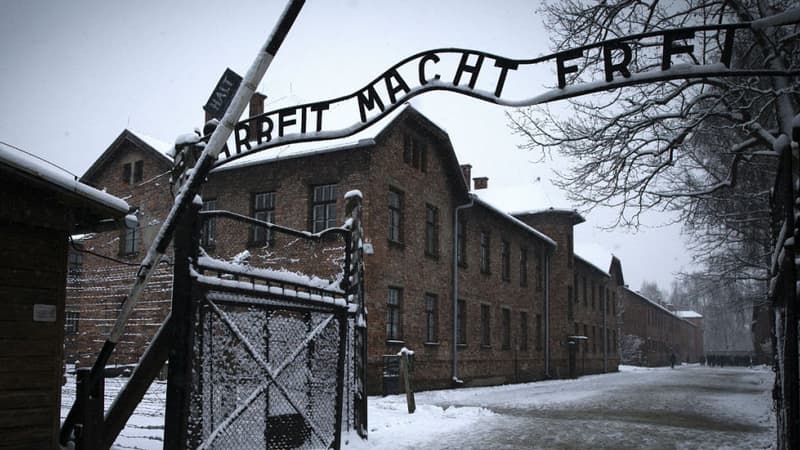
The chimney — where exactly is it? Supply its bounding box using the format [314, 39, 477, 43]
[460, 164, 472, 190]
[473, 177, 488, 190]
[249, 92, 267, 139]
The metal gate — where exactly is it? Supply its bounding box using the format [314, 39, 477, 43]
[165, 193, 367, 449]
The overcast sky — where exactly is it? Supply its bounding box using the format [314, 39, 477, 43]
[0, 0, 696, 294]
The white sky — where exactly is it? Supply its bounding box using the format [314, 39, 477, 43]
[0, 0, 695, 291]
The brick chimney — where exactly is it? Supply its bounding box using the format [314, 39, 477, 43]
[249, 92, 267, 138]
[473, 177, 488, 190]
[460, 164, 472, 190]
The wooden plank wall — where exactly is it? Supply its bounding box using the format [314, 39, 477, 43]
[0, 222, 67, 450]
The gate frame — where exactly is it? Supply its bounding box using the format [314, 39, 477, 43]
[164, 192, 367, 449]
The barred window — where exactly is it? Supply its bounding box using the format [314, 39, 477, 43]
[67, 250, 83, 285]
[65, 311, 80, 335]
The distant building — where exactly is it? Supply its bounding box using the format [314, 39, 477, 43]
[67, 103, 700, 394]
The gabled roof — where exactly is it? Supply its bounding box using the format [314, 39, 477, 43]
[211, 104, 470, 196]
[82, 129, 174, 183]
[471, 195, 557, 247]
[574, 254, 610, 277]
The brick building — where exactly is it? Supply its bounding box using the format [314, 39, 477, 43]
[67, 102, 700, 394]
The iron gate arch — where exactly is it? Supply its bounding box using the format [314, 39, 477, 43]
[166, 193, 367, 449]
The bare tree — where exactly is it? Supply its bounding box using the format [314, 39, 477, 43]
[508, 2, 799, 445]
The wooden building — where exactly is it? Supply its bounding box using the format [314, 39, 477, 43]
[0, 142, 130, 449]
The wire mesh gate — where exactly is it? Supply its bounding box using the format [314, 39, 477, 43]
[165, 193, 367, 449]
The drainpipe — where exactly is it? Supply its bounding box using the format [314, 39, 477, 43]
[452, 197, 474, 385]
[544, 249, 551, 378]
[603, 287, 608, 373]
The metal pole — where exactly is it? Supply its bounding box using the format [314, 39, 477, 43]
[59, 1, 306, 444]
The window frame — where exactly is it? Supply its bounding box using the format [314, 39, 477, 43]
[480, 304, 491, 348]
[480, 231, 491, 274]
[424, 293, 439, 343]
[388, 189, 404, 244]
[457, 217, 467, 267]
[65, 311, 80, 335]
[519, 246, 528, 287]
[501, 239, 511, 281]
[520, 311, 529, 351]
[425, 204, 439, 257]
[386, 287, 403, 341]
[201, 198, 218, 249]
[311, 184, 337, 233]
[501, 307, 511, 350]
[251, 192, 275, 246]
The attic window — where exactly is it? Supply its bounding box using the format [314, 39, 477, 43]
[123, 160, 144, 185]
[402, 134, 427, 172]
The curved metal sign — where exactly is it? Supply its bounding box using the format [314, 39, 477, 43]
[217, 22, 799, 167]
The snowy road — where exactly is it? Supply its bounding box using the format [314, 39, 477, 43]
[348, 365, 775, 449]
[61, 365, 775, 449]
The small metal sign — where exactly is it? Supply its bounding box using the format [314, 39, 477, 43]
[33, 303, 57, 322]
[203, 68, 243, 120]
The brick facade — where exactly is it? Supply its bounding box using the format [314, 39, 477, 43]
[67, 106, 701, 395]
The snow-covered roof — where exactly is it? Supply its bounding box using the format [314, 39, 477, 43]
[676, 310, 703, 319]
[574, 254, 610, 277]
[213, 103, 411, 172]
[127, 129, 173, 157]
[574, 242, 614, 276]
[468, 179, 576, 216]
[623, 286, 676, 316]
[0, 141, 130, 214]
[470, 194, 556, 247]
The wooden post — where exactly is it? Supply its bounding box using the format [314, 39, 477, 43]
[164, 201, 201, 449]
[75, 368, 103, 450]
[400, 353, 415, 414]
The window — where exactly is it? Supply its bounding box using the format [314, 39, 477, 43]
[457, 217, 467, 266]
[457, 300, 467, 345]
[480, 231, 490, 274]
[519, 247, 528, 287]
[612, 293, 617, 316]
[520, 312, 529, 351]
[388, 189, 403, 243]
[403, 134, 427, 172]
[122, 160, 144, 184]
[536, 314, 543, 350]
[134, 160, 144, 182]
[536, 247, 543, 291]
[501, 308, 511, 350]
[312, 184, 337, 233]
[201, 199, 217, 248]
[65, 311, 80, 335]
[425, 204, 439, 257]
[252, 192, 275, 245]
[481, 304, 491, 347]
[591, 281, 596, 310]
[425, 293, 438, 343]
[386, 287, 403, 341]
[67, 249, 83, 285]
[592, 326, 597, 353]
[501, 240, 510, 281]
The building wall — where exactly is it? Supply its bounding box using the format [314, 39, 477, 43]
[1, 180, 70, 449]
[65, 136, 175, 367]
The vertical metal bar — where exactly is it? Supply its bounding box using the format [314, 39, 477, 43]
[75, 368, 103, 450]
[164, 201, 201, 449]
[333, 311, 348, 450]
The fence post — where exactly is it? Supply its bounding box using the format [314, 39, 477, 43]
[344, 191, 368, 439]
[164, 200, 202, 449]
[75, 368, 103, 450]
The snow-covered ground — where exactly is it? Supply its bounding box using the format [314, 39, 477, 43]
[61, 364, 775, 449]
